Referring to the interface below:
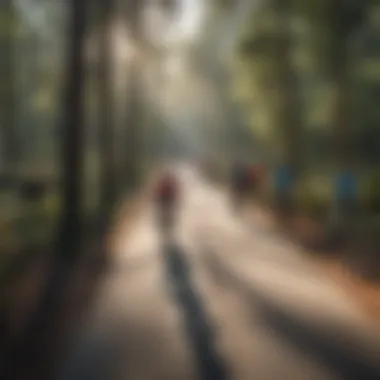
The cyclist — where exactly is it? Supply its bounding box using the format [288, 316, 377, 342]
[155, 171, 179, 230]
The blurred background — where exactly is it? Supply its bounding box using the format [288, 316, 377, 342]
[0, 0, 379, 379]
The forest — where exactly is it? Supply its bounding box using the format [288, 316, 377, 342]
[0, 1, 380, 379]
[0, 0, 379, 350]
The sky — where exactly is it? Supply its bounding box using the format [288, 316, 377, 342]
[167, 0, 205, 42]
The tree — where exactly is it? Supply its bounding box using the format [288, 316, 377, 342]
[123, 0, 178, 189]
[57, 0, 87, 258]
[293, 0, 374, 239]
[96, 0, 117, 216]
[0, 2, 19, 173]
[235, 0, 303, 215]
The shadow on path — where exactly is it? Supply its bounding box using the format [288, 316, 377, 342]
[203, 248, 380, 380]
[58, 318, 160, 380]
[163, 240, 229, 380]
[1, 236, 109, 380]
[0, 255, 74, 380]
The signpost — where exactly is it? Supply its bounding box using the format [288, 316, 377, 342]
[275, 165, 293, 194]
[274, 164, 294, 214]
[335, 170, 357, 222]
[335, 170, 357, 202]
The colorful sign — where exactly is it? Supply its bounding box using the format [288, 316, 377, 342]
[275, 165, 293, 194]
[335, 171, 357, 201]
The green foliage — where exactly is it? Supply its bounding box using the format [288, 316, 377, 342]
[233, 0, 380, 169]
[294, 174, 332, 220]
[214, 0, 235, 11]
[361, 171, 380, 213]
[232, 1, 304, 168]
[231, 0, 380, 227]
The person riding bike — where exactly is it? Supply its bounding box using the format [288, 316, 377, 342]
[155, 172, 179, 230]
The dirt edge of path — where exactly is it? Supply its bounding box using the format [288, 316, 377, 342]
[250, 204, 380, 326]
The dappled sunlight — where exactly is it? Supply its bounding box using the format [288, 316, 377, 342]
[114, 206, 160, 264]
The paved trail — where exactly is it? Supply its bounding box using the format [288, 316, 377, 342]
[59, 167, 380, 380]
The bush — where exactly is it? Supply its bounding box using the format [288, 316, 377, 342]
[258, 172, 332, 218]
[361, 172, 380, 214]
[294, 175, 332, 220]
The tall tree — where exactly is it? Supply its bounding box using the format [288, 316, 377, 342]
[236, 0, 303, 214]
[97, 0, 117, 216]
[294, 0, 372, 237]
[0, 1, 19, 173]
[295, 0, 370, 169]
[57, 0, 87, 257]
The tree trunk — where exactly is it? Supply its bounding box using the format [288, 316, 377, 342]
[57, 0, 87, 258]
[331, 49, 352, 169]
[97, 0, 117, 217]
[0, 1, 19, 173]
[124, 2, 144, 190]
